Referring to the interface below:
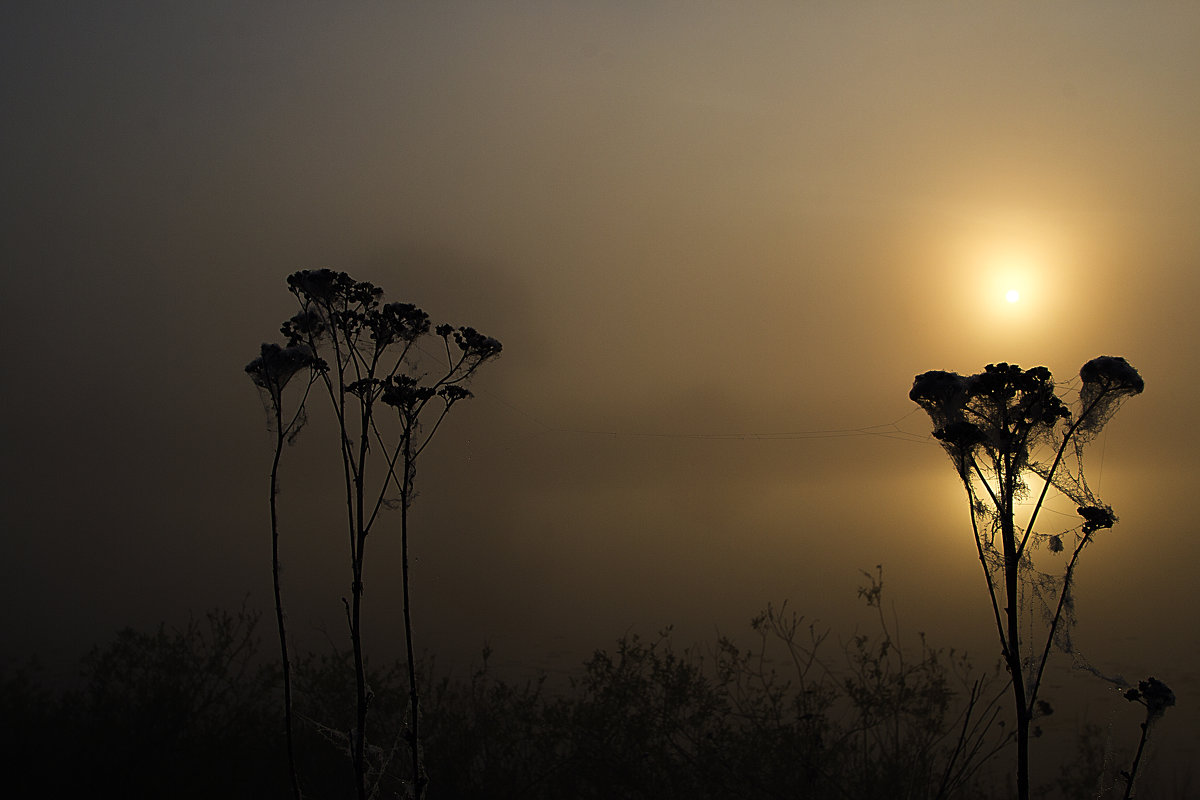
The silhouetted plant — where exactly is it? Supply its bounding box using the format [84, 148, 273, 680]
[284, 572, 1004, 800]
[0, 658, 60, 795]
[712, 569, 1008, 800]
[841, 567, 1009, 799]
[439, 570, 1002, 800]
[910, 357, 1145, 800]
[247, 341, 325, 799]
[557, 629, 733, 798]
[1042, 722, 1111, 800]
[1119, 676, 1175, 799]
[420, 647, 558, 798]
[10, 587, 1136, 799]
[65, 607, 283, 798]
[290, 645, 418, 797]
[272, 268, 501, 799]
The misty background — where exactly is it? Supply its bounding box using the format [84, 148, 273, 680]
[3, 0, 1199, 772]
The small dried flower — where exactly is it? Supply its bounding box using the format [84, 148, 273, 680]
[1077, 505, 1116, 535]
[1080, 356, 1144, 395]
[381, 375, 435, 413]
[438, 385, 473, 403]
[246, 342, 322, 399]
[370, 302, 430, 346]
[280, 310, 326, 345]
[1125, 677, 1175, 721]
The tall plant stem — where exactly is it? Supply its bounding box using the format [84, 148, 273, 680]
[1121, 722, 1151, 800]
[1027, 534, 1090, 711]
[400, 433, 426, 798]
[998, 455, 1031, 800]
[964, 477, 1007, 652]
[350, 544, 367, 800]
[1018, 394, 1105, 558]
[269, 406, 302, 800]
[350, 399, 372, 800]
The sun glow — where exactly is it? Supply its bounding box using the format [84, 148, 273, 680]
[974, 244, 1049, 316]
[988, 253, 1035, 305]
[928, 206, 1088, 363]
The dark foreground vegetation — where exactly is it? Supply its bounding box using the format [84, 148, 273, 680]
[238, 274, 1176, 799]
[2, 576, 1177, 799]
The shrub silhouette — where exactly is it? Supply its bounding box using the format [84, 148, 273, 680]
[414, 570, 1007, 800]
[34, 608, 283, 798]
[13, 584, 1189, 797]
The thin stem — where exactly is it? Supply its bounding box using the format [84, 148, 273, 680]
[309, 317, 368, 800]
[363, 418, 409, 533]
[306, 313, 361, 570]
[1027, 531, 1090, 713]
[1018, 392, 1108, 559]
[411, 401, 454, 461]
[971, 461, 1002, 510]
[349, 351, 377, 800]
[995, 451, 1031, 800]
[964, 476, 1008, 654]
[399, 429, 426, 799]
[1121, 721, 1151, 800]
[269, 400, 302, 800]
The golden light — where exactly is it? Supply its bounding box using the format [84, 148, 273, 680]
[931, 208, 1085, 363]
[985, 251, 1036, 307]
[970, 243, 1055, 324]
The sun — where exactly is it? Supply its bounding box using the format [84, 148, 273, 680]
[1005, 289, 1020, 303]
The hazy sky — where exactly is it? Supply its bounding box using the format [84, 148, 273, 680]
[4, 0, 1199, 771]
